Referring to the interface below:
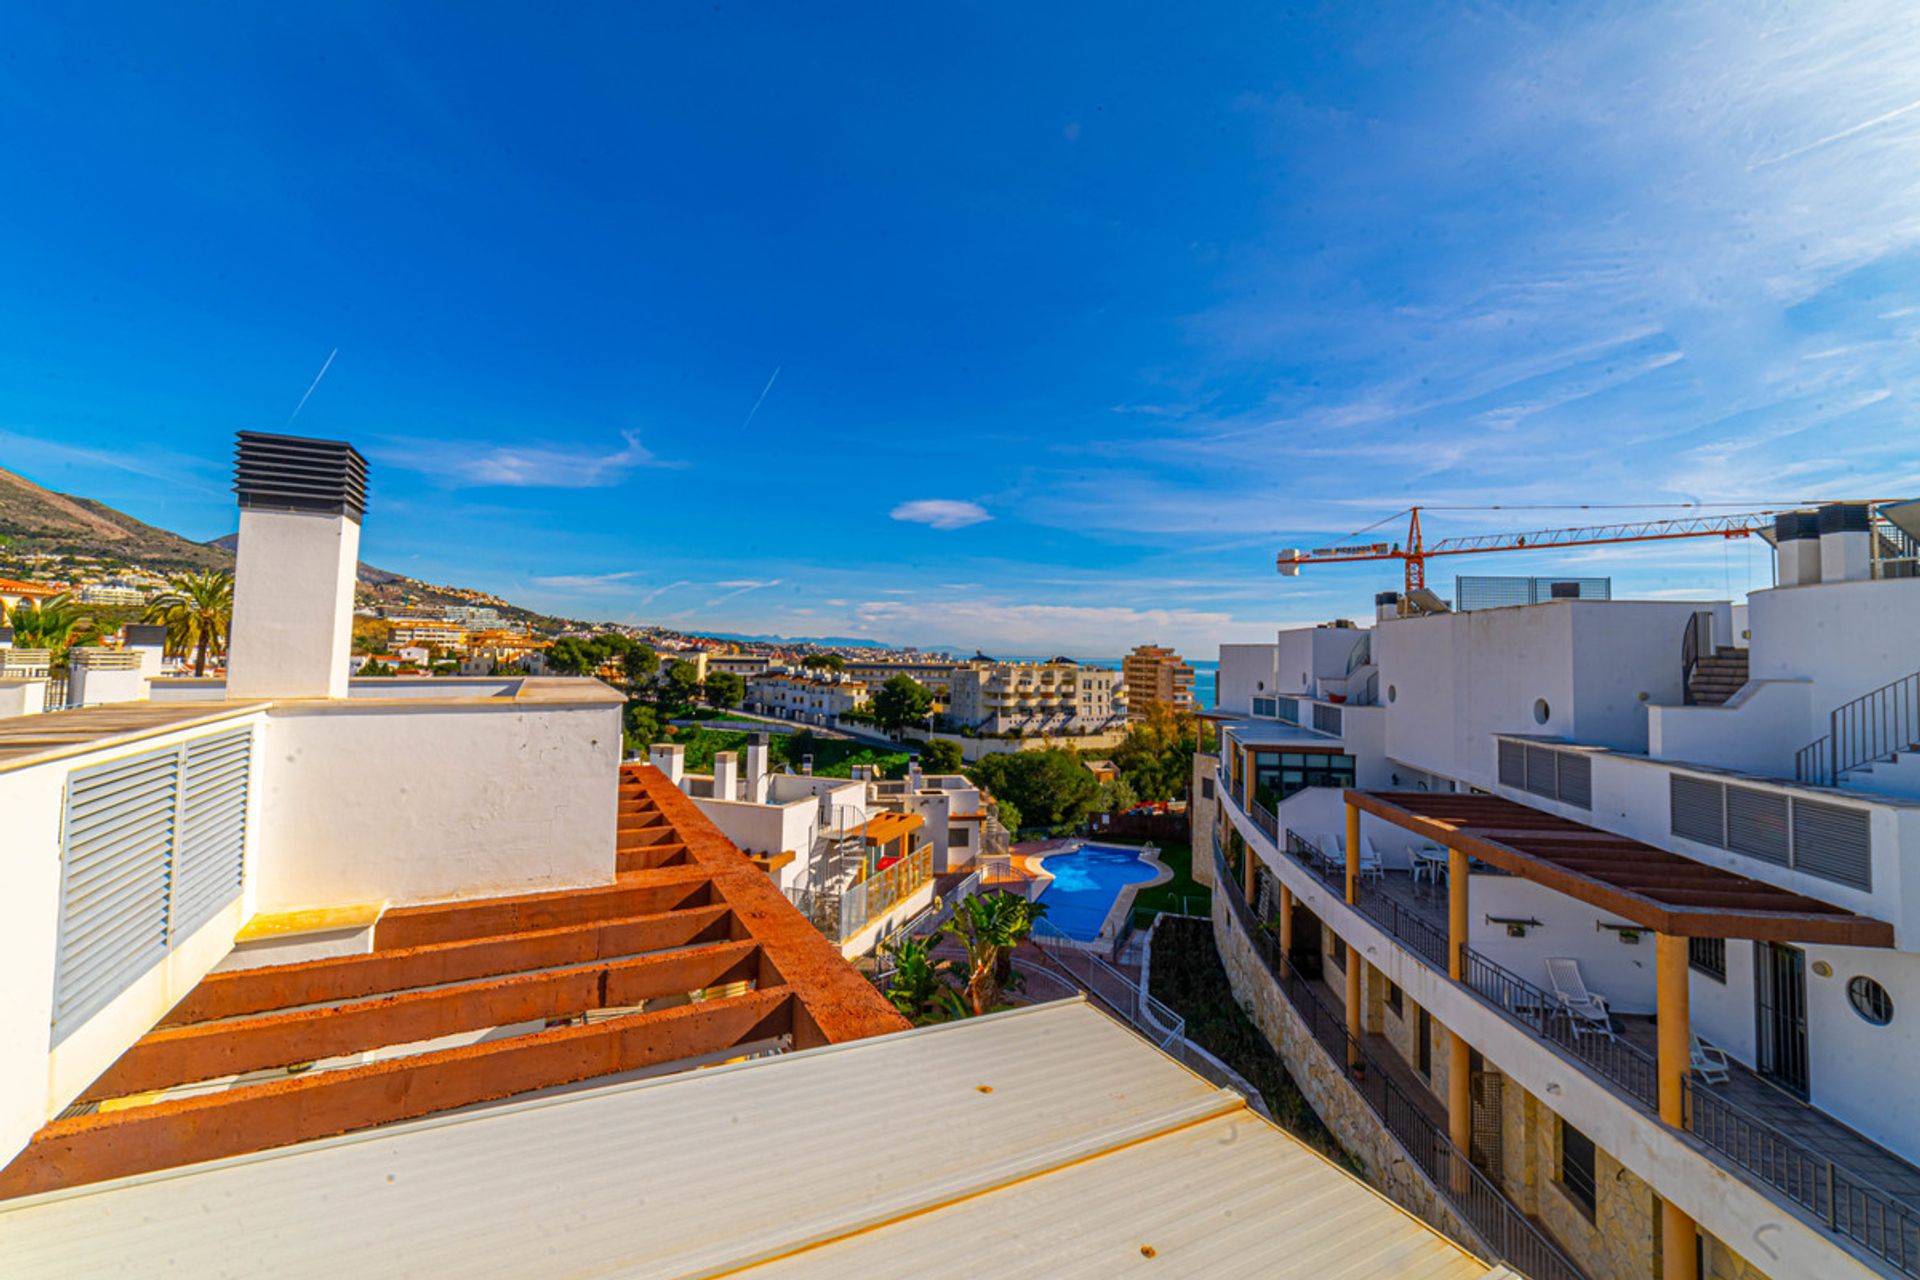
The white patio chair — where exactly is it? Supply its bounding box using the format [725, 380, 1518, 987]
[1691, 1033, 1731, 1085]
[1543, 957, 1615, 1040]
[1317, 832, 1347, 877]
[1358, 834, 1386, 883]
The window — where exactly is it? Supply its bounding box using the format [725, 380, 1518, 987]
[1386, 981, 1403, 1016]
[1559, 1120, 1598, 1219]
[952, 826, 971, 847]
[1689, 938, 1727, 983]
[1251, 696, 1278, 718]
[1329, 935, 1346, 971]
[1849, 976, 1894, 1026]
[1252, 750, 1357, 809]
[1201, 777, 1215, 801]
[1416, 1007, 1432, 1079]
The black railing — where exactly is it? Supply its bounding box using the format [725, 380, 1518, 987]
[1460, 946, 1658, 1110]
[1213, 841, 1587, 1280]
[1797, 669, 1920, 787]
[1283, 831, 1449, 971]
[1680, 610, 1707, 706]
[1224, 805, 1920, 1274]
[1686, 1080, 1920, 1274]
[1248, 795, 1280, 844]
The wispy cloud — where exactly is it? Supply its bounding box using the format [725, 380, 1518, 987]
[889, 498, 991, 530]
[374, 430, 682, 489]
[531, 570, 640, 591]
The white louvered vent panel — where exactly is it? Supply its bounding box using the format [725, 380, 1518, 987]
[1725, 786, 1790, 866]
[1793, 799, 1872, 892]
[1556, 753, 1592, 810]
[173, 729, 252, 937]
[1497, 740, 1525, 789]
[55, 746, 178, 1042]
[1524, 745, 1557, 798]
[1312, 703, 1343, 736]
[1669, 775, 1726, 848]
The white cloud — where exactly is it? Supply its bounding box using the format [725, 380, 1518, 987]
[375, 430, 681, 489]
[889, 498, 991, 530]
[531, 570, 640, 591]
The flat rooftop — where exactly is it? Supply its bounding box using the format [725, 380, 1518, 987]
[0, 701, 267, 773]
[0, 1000, 1515, 1279]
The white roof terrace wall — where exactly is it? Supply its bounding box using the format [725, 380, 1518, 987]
[1649, 576, 1920, 777]
[1272, 625, 1368, 698]
[250, 691, 622, 913]
[1214, 643, 1279, 715]
[1377, 600, 1700, 790]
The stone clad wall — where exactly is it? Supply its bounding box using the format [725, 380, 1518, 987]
[1210, 901, 1487, 1253]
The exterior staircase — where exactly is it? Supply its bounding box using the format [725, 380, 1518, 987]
[1686, 646, 1749, 707]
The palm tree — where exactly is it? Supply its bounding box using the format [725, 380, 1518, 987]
[879, 936, 966, 1025]
[144, 571, 234, 677]
[943, 892, 1048, 1016]
[8, 593, 91, 667]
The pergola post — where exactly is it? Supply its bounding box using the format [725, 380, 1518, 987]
[1657, 932, 1700, 1280]
[1277, 882, 1294, 958]
[1447, 845, 1468, 981]
[1243, 840, 1258, 905]
[1344, 802, 1361, 904]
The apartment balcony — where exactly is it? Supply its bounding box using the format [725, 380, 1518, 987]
[1218, 778, 1920, 1277]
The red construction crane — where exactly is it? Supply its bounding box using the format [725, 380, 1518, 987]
[1276, 506, 1783, 596]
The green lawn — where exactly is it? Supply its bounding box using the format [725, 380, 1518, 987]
[1095, 837, 1211, 924]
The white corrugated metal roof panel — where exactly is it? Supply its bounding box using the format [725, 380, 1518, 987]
[0, 999, 1508, 1279]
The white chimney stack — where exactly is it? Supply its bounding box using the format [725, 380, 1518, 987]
[69, 648, 148, 707]
[649, 743, 685, 784]
[744, 734, 769, 803]
[1817, 502, 1872, 584]
[225, 432, 368, 700]
[1374, 591, 1400, 623]
[712, 751, 739, 801]
[1773, 511, 1820, 587]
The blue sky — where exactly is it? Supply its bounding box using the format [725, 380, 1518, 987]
[3, 3, 1919, 656]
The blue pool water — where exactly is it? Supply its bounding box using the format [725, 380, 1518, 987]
[1036, 844, 1160, 941]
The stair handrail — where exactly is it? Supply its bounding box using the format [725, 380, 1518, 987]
[1795, 669, 1920, 787]
[1679, 611, 1709, 707]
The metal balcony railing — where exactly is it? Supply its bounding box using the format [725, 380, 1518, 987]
[1213, 841, 1586, 1280]
[1223, 797, 1920, 1276]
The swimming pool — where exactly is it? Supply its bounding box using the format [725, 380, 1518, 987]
[1035, 844, 1164, 941]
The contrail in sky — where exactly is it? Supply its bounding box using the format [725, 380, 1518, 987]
[740, 365, 781, 430]
[285, 347, 339, 425]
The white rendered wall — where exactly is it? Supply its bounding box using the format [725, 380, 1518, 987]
[227, 508, 360, 699]
[1647, 679, 1814, 777]
[1745, 576, 1920, 731]
[1468, 876, 1658, 1015]
[252, 698, 620, 910]
[1379, 601, 1703, 790]
[69, 665, 148, 707]
[1215, 644, 1280, 715]
[0, 678, 46, 717]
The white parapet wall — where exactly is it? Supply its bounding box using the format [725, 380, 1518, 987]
[251, 682, 624, 911]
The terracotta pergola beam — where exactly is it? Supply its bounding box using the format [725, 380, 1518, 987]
[375, 875, 715, 949]
[0, 986, 794, 1199]
[88, 939, 765, 1102]
[162, 904, 735, 1026]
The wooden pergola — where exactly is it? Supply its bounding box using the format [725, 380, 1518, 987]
[1338, 789, 1893, 1280]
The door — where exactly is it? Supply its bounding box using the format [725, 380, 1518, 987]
[1416, 1007, 1433, 1080]
[1754, 943, 1810, 1097]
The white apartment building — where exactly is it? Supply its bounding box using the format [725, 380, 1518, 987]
[73, 582, 149, 607]
[841, 658, 962, 697]
[945, 658, 1122, 734]
[388, 619, 468, 650]
[745, 672, 869, 724]
[650, 736, 1005, 956]
[1206, 501, 1920, 1280]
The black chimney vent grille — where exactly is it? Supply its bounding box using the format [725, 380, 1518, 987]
[234, 431, 368, 521]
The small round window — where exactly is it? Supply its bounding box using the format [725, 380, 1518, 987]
[1849, 977, 1894, 1026]
[1387, 684, 1398, 704]
[1532, 698, 1551, 725]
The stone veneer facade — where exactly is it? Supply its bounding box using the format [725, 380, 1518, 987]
[1212, 883, 1781, 1280]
